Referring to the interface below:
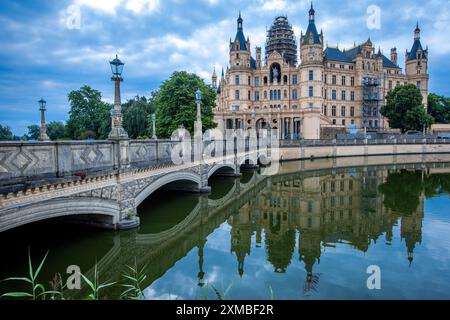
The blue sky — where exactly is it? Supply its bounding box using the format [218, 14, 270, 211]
[1, 0, 449, 136]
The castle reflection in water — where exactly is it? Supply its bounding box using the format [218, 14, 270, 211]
[63, 162, 450, 299]
[221, 166, 441, 290]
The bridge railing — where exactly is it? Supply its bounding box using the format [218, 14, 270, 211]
[0, 140, 117, 192]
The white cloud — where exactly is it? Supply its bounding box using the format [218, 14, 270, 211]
[125, 0, 160, 14]
[74, 0, 159, 15]
[259, 0, 287, 11]
[75, 0, 122, 15]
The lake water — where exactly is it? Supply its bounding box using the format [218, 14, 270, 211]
[1, 158, 450, 300]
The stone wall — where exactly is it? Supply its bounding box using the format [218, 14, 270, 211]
[279, 139, 450, 161]
[0, 141, 115, 188]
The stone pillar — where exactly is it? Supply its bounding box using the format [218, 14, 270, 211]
[277, 114, 281, 140]
[116, 181, 140, 230]
[39, 103, 50, 142]
[290, 116, 294, 140]
[152, 113, 157, 140]
[109, 78, 129, 140]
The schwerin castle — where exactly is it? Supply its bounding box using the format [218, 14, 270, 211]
[212, 4, 429, 139]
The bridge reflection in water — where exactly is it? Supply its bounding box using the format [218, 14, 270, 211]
[1, 155, 450, 299]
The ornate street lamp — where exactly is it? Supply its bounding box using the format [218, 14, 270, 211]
[194, 89, 203, 139]
[38, 98, 50, 141]
[152, 113, 157, 140]
[108, 54, 129, 140]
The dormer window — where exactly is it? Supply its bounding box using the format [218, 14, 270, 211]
[309, 32, 314, 45]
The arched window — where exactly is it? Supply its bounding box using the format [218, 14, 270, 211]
[264, 91, 267, 99]
[284, 90, 287, 98]
[278, 90, 281, 100]
[283, 75, 288, 84]
[270, 90, 273, 100]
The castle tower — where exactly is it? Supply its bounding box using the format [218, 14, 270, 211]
[299, 2, 323, 139]
[211, 67, 217, 89]
[230, 12, 251, 68]
[405, 22, 429, 108]
[227, 12, 253, 119]
[255, 46, 262, 68]
[390, 47, 398, 66]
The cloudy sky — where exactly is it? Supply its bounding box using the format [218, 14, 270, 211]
[1, 0, 449, 135]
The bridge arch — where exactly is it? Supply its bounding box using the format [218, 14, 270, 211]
[207, 163, 237, 178]
[0, 197, 120, 233]
[239, 154, 258, 166]
[135, 171, 202, 207]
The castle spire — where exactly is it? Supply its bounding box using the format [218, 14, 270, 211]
[414, 21, 420, 40]
[211, 66, 217, 88]
[309, 1, 315, 21]
[237, 11, 243, 31]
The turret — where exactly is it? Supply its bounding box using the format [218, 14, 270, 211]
[405, 22, 429, 108]
[230, 12, 251, 68]
[390, 47, 398, 66]
[211, 67, 217, 89]
[300, 2, 323, 64]
[299, 2, 322, 139]
[255, 46, 262, 68]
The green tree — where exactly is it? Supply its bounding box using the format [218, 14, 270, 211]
[27, 125, 40, 141]
[428, 93, 450, 124]
[122, 96, 154, 139]
[0, 124, 15, 141]
[65, 86, 111, 140]
[381, 84, 433, 133]
[154, 71, 217, 138]
[378, 170, 424, 215]
[46, 121, 66, 141]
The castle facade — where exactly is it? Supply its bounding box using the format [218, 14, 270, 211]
[212, 4, 429, 139]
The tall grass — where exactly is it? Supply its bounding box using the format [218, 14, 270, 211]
[80, 263, 116, 300]
[0, 249, 59, 300]
[120, 259, 147, 300]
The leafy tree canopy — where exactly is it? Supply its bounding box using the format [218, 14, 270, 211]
[154, 71, 217, 138]
[65, 86, 111, 140]
[27, 125, 41, 141]
[122, 96, 154, 139]
[381, 84, 433, 133]
[46, 121, 66, 141]
[428, 93, 450, 124]
[0, 124, 16, 141]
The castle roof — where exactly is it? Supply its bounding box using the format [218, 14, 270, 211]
[302, 4, 321, 45]
[324, 47, 353, 62]
[233, 12, 248, 51]
[407, 39, 427, 61]
[406, 22, 427, 61]
[324, 44, 399, 68]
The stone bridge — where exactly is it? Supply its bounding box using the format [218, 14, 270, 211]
[0, 139, 269, 232]
[2, 136, 450, 233]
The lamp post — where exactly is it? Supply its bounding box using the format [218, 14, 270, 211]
[195, 89, 203, 139]
[108, 54, 129, 140]
[38, 98, 50, 141]
[152, 113, 157, 140]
